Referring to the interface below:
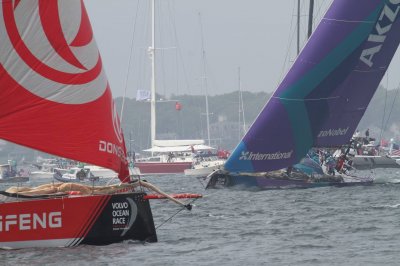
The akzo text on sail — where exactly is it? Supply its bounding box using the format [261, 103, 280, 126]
[360, 0, 400, 67]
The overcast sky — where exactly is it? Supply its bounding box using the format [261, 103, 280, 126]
[85, 0, 400, 99]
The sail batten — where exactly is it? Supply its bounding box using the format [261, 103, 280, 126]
[0, 0, 129, 181]
[225, 0, 400, 173]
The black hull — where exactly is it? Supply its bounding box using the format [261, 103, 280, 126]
[206, 170, 373, 190]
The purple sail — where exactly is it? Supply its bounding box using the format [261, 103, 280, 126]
[225, 0, 400, 173]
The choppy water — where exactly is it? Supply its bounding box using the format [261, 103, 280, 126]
[2, 168, 400, 265]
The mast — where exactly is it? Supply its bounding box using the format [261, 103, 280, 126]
[150, 0, 156, 148]
[199, 13, 211, 146]
[238, 67, 241, 141]
[297, 0, 300, 55]
[238, 67, 246, 141]
[307, 0, 314, 39]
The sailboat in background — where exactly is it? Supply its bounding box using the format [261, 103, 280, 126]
[184, 13, 228, 177]
[206, 0, 400, 189]
[0, 0, 197, 249]
[134, 0, 214, 175]
[0, 160, 29, 183]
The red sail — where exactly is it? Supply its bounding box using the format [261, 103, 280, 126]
[0, 0, 129, 181]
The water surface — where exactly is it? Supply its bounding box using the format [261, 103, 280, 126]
[1, 169, 400, 265]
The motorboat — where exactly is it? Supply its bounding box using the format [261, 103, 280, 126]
[53, 167, 99, 183]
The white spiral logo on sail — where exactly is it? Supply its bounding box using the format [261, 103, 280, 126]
[0, 0, 107, 104]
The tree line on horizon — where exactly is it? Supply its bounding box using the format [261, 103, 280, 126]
[2, 86, 400, 161]
[115, 85, 400, 152]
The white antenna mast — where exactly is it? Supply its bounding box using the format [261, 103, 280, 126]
[198, 13, 211, 146]
[149, 0, 157, 148]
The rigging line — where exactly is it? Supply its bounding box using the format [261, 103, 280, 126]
[199, 12, 211, 146]
[160, 48, 168, 98]
[157, 1, 168, 98]
[313, 1, 327, 31]
[176, 47, 179, 96]
[167, 0, 190, 93]
[167, 0, 181, 95]
[195, 175, 207, 189]
[202, 56, 219, 99]
[156, 198, 199, 230]
[313, 0, 333, 26]
[322, 18, 375, 24]
[136, 173, 145, 193]
[137, 1, 151, 98]
[273, 96, 340, 101]
[383, 82, 400, 134]
[120, 0, 141, 121]
[239, 71, 246, 138]
[277, 0, 297, 85]
[379, 73, 389, 143]
[308, 0, 314, 38]
[297, 0, 300, 54]
[313, 0, 324, 25]
[300, 0, 308, 42]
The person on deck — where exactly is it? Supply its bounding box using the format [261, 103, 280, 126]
[167, 152, 174, 162]
[335, 155, 346, 174]
[286, 166, 293, 177]
[77, 169, 86, 180]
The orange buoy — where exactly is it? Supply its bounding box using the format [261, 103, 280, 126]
[175, 101, 182, 111]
